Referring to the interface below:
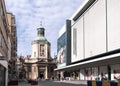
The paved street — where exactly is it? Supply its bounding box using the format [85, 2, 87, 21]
[18, 82, 30, 86]
[18, 80, 87, 86]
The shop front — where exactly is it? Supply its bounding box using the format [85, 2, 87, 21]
[0, 64, 6, 86]
[111, 64, 120, 80]
[56, 53, 120, 81]
[0, 57, 8, 86]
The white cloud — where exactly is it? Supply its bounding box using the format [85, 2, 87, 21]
[5, 0, 83, 57]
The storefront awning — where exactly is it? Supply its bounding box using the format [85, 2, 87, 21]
[0, 56, 8, 69]
[55, 53, 120, 71]
[0, 60, 8, 69]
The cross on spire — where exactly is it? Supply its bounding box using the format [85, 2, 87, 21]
[40, 21, 43, 27]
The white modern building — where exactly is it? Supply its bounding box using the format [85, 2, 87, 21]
[56, 0, 120, 81]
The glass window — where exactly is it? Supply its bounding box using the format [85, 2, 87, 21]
[0, 30, 7, 55]
[57, 32, 66, 52]
[2, 37, 7, 55]
[0, 3, 3, 15]
[57, 32, 67, 64]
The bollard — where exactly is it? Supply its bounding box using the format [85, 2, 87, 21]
[96, 81, 102, 86]
[110, 81, 117, 86]
[31, 80, 38, 85]
[118, 83, 120, 86]
[87, 80, 92, 86]
[102, 81, 110, 86]
[92, 81, 96, 86]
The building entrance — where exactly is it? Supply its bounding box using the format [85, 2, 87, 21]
[39, 72, 44, 79]
[39, 69, 45, 79]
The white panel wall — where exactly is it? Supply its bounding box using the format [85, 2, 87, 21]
[107, 0, 120, 51]
[72, 16, 84, 62]
[84, 0, 106, 58]
[32, 43, 38, 57]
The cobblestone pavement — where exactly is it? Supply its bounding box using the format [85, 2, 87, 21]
[18, 80, 87, 86]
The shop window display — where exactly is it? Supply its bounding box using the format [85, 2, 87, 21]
[111, 64, 120, 81]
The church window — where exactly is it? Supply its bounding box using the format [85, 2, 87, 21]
[40, 44, 44, 56]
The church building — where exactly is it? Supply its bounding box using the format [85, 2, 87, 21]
[24, 24, 56, 80]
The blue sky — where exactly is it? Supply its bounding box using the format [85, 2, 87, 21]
[5, 0, 83, 58]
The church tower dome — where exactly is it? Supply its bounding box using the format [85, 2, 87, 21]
[34, 23, 47, 41]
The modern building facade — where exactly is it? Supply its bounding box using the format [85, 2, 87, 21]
[57, 20, 71, 80]
[56, 0, 120, 81]
[24, 25, 56, 80]
[57, 25, 67, 80]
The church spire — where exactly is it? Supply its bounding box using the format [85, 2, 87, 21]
[40, 21, 43, 28]
[37, 21, 45, 37]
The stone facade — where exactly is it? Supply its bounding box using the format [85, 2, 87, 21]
[24, 25, 56, 80]
[0, 0, 17, 85]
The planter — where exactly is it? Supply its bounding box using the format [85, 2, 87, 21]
[8, 80, 18, 85]
[31, 80, 38, 85]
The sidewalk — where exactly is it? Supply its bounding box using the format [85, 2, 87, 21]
[18, 82, 31, 86]
[18, 80, 87, 86]
[54, 80, 87, 85]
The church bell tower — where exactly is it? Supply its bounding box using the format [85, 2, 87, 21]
[25, 23, 56, 80]
[32, 23, 50, 59]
